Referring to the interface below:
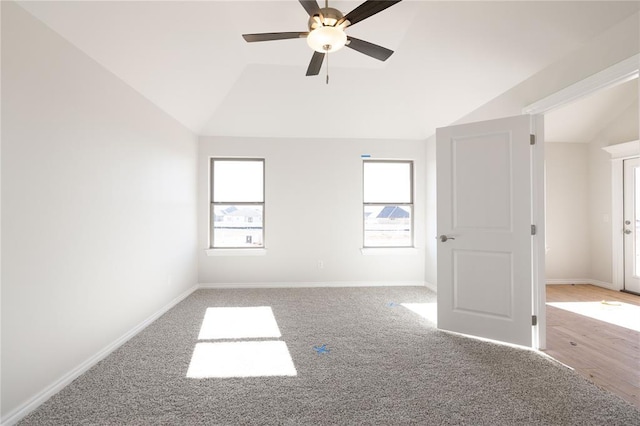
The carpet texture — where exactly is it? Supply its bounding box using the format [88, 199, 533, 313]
[20, 287, 640, 425]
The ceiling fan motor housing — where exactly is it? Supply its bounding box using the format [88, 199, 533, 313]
[308, 7, 345, 30]
[307, 7, 348, 53]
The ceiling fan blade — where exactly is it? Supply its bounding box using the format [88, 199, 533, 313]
[306, 51, 325, 76]
[242, 32, 308, 42]
[341, 0, 402, 27]
[299, 0, 321, 16]
[346, 36, 393, 61]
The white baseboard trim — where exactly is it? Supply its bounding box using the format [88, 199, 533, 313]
[198, 281, 427, 289]
[546, 279, 591, 285]
[546, 279, 618, 291]
[1, 284, 198, 426]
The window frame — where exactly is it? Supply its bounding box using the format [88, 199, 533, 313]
[210, 158, 265, 249]
[362, 159, 414, 248]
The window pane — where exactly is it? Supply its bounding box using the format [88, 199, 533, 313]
[213, 160, 264, 203]
[364, 205, 412, 247]
[213, 205, 263, 248]
[363, 162, 411, 203]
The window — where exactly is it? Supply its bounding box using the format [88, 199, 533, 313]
[211, 158, 264, 248]
[363, 160, 413, 247]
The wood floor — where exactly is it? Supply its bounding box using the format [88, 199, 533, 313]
[544, 284, 640, 408]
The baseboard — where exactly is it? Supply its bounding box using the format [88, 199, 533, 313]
[1, 284, 198, 426]
[198, 281, 427, 289]
[546, 279, 591, 285]
[546, 279, 618, 291]
[589, 279, 618, 291]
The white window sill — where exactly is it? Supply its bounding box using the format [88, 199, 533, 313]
[205, 249, 267, 257]
[360, 248, 418, 256]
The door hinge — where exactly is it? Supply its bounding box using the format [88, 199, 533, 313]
[532, 315, 538, 326]
[531, 224, 537, 235]
[530, 134, 536, 145]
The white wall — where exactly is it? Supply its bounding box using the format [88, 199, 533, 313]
[544, 143, 590, 279]
[1, 2, 198, 420]
[198, 136, 426, 286]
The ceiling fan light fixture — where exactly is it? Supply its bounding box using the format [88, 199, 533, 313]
[306, 26, 346, 53]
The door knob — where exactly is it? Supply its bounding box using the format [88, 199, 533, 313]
[624, 229, 632, 235]
[437, 235, 455, 242]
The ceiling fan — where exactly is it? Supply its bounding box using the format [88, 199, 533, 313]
[242, 0, 402, 81]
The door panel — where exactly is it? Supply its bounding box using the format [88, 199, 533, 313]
[453, 250, 513, 318]
[437, 115, 533, 347]
[453, 133, 512, 230]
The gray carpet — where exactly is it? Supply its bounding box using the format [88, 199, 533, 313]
[20, 287, 640, 425]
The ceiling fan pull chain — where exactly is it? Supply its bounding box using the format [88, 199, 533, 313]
[326, 51, 329, 85]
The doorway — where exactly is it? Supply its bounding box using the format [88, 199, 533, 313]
[543, 77, 638, 290]
[523, 58, 639, 407]
[542, 116, 639, 407]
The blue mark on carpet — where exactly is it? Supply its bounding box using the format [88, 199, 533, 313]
[387, 302, 398, 307]
[313, 344, 330, 355]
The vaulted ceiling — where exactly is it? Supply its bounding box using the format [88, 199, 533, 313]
[545, 78, 638, 143]
[16, 1, 640, 140]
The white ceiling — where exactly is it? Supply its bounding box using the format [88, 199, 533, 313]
[545, 78, 638, 143]
[17, 1, 640, 140]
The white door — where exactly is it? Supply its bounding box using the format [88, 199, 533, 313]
[436, 115, 535, 347]
[623, 157, 640, 294]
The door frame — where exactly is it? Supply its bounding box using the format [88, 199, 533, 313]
[523, 54, 639, 349]
[530, 115, 545, 350]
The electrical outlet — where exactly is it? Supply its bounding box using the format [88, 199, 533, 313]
[318, 260, 324, 269]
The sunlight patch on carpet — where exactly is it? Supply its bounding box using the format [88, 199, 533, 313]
[547, 301, 640, 332]
[198, 306, 281, 339]
[401, 302, 437, 324]
[187, 341, 297, 378]
[188, 306, 297, 378]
